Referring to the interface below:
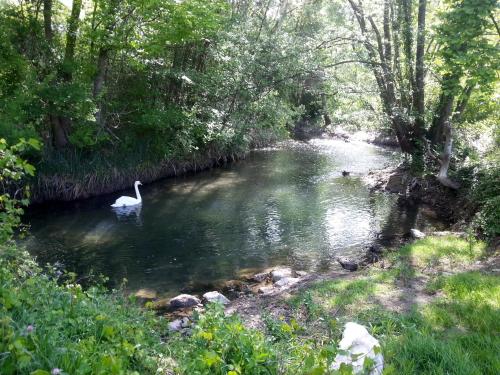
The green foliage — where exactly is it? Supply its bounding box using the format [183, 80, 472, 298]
[0, 138, 40, 243]
[472, 165, 500, 238]
[0, 245, 170, 375]
[436, 0, 499, 96]
[1, 0, 332, 197]
[170, 304, 278, 374]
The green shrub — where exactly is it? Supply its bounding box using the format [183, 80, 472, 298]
[0, 245, 170, 375]
[170, 304, 279, 374]
[472, 165, 500, 238]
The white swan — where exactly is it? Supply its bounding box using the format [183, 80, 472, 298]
[111, 181, 142, 207]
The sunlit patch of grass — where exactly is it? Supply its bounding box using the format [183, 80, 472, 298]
[403, 235, 486, 269]
[387, 271, 500, 374]
[289, 278, 376, 319]
[288, 236, 498, 374]
[384, 329, 483, 374]
[423, 271, 500, 335]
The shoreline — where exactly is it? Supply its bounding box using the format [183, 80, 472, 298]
[30, 150, 246, 204]
[28, 131, 400, 204]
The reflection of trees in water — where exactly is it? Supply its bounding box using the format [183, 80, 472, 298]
[377, 198, 421, 246]
[28, 143, 408, 295]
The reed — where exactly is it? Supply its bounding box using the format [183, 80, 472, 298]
[29, 140, 252, 203]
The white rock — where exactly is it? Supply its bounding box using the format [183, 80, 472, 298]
[296, 270, 308, 277]
[331, 322, 384, 375]
[271, 268, 293, 282]
[257, 285, 274, 294]
[274, 277, 300, 288]
[202, 291, 230, 305]
[168, 319, 183, 332]
[410, 229, 426, 239]
[169, 294, 201, 309]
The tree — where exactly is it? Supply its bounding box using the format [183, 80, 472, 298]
[429, 0, 498, 188]
[347, 0, 428, 166]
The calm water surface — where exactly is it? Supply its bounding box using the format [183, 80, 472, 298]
[25, 139, 441, 296]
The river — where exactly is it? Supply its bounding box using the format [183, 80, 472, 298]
[24, 138, 443, 297]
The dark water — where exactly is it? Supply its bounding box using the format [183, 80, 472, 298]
[24, 139, 443, 297]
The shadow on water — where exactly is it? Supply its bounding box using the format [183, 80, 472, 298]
[23, 139, 446, 297]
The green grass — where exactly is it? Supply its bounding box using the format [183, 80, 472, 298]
[0, 245, 171, 374]
[1, 236, 498, 374]
[287, 236, 500, 374]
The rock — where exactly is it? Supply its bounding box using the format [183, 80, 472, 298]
[169, 294, 201, 309]
[202, 291, 230, 305]
[271, 268, 293, 282]
[251, 271, 270, 283]
[168, 319, 183, 332]
[221, 279, 251, 298]
[336, 257, 359, 271]
[258, 285, 275, 295]
[368, 244, 383, 254]
[331, 322, 384, 374]
[295, 270, 308, 277]
[410, 228, 426, 239]
[385, 174, 406, 194]
[168, 317, 190, 332]
[274, 277, 300, 288]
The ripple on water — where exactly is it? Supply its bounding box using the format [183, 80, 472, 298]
[24, 139, 444, 296]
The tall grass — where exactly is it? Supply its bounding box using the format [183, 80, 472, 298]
[31, 144, 247, 202]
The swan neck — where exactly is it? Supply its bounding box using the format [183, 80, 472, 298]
[135, 183, 142, 202]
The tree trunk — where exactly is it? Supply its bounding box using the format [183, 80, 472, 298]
[93, 48, 109, 127]
[50, 115, 69, 148]
[60, 0, 82, 82]
[429, 91, 454, 145]
[437, 120, 460, 189]
[401, 0, 415, 112]
[413, 0, 426, 137]
[452, 85, 473, 124]
[43, 0, 53, 41]
[50, 0, 82, 148]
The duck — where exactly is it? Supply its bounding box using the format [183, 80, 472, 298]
[111, 181, 142, 207]
[342, 170, 350, 177]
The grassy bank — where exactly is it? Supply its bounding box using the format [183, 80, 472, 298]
[29, 127, 286, 203]
[284, 236, 499, 374]
[1, 235, 498, 374]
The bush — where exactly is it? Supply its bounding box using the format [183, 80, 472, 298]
[0, 245, 170, 375]
[472, 166, 500, 238]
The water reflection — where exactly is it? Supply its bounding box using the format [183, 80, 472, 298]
[112, 204, 143, 225]
[24, 139, 444, 296]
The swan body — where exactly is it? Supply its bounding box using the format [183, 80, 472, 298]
[111, 181, 142, 207]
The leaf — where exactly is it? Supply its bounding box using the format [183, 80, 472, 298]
[102, 325, 115, 339]
[30, 371, 51, 375]
[202, 351, 221, 367]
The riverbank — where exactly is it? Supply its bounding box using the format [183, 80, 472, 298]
[2, 233, 498, 374]
[28, 131, 397, 204]
[30, 148, 247, 203]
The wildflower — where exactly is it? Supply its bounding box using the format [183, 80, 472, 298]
[51, 368, 62, 375]
[26, 325, 34, 334]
